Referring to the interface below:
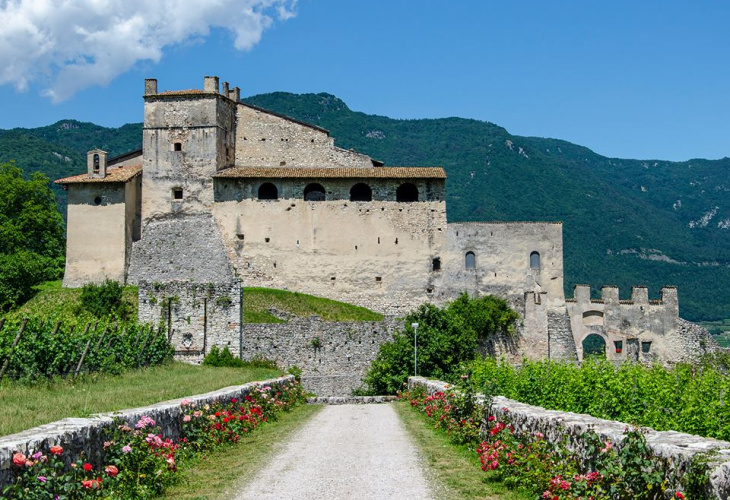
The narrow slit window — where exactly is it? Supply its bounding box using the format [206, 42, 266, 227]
[530, 251, 541, 269]
[465, 251, 476, 269]
[432, 257, 441, 271]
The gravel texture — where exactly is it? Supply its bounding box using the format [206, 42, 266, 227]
[235, 403, 434, 500]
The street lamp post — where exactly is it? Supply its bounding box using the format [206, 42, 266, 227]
[412, 322, 419, 376]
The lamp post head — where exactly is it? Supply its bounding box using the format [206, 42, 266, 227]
[411, 323, 419, 329]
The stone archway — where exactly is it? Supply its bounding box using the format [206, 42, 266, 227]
[581, 333, 606, 359]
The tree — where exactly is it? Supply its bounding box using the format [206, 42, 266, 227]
[362, 293, 519, 395]
[0, 162, 65, 310]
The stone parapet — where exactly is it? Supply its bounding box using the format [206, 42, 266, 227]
[408, 376, 730, 498]
[0, 375, 294, 488]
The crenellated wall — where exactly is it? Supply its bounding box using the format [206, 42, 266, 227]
[566, 285, 716, 362]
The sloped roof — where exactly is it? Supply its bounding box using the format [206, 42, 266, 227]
[55, 165, 142, 185]
[213, 166, 447, 180]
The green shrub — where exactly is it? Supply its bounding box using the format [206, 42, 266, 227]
[202, 347, 281, 372]
[362, 293, 519, 394]
[79, 279, 129, 319]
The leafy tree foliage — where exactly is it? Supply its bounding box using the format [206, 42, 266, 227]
[363, 294, 519, 394]
[0, 163, 64, 310]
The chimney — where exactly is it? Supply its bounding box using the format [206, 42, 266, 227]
[222, 81, 230, 96]
[204, 76, 219, 93]
[144, 78, 157, 95]
[229, 86, 241, 102]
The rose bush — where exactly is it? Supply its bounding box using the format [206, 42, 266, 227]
[3, 379, 307, 499]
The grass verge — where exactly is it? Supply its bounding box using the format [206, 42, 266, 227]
[243, 287, 383, 323]
[5, 280, 139, 323]
[0, 361, 281, 436]
[394, 401, 529, 500]
[163, 403, 323, 499]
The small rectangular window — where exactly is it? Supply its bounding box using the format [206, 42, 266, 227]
[375, 277, 382, 282]
[173, 142, 182, 152]
[641, 341, 652, 353]
[432, 258, 441, 271]
[614, 340, 623, 353]
[173, 188, 183, 200]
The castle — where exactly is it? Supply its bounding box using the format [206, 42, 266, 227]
[56, 76, 714, 374]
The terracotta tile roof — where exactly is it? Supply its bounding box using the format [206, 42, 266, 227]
[55, 165, 142, 185]
[214, 166, 447, 180]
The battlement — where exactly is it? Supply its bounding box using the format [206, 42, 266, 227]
[570, 284, 678, 307]
[144, 75, 241, 101]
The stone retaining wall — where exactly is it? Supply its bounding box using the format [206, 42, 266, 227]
[409, 376, 730, 498]
[0, 375, 294, 487]
[243, 316, 402, 397]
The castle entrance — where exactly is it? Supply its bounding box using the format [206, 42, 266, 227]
[582, 333, 606, 359]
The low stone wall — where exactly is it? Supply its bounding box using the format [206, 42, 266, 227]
[409, 376, 730, 498]
[0, 375, 294, 487]
[243, 316, 402, 397]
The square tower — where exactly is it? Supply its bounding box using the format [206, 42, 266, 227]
[141, 76, 238, 222]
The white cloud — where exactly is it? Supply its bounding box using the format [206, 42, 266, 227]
[0, 0, 297, 102]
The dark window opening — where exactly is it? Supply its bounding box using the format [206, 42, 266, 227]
[375, 277, 382, 282]
[465, 251, 476, 269]
[583, 334, 606, 359]
[237, 234, 244, 240]
[93, 154, 100, 173]
[614, 340, 623, 353]
[432, 257, 441, 271]
[265, 237, 270, 243]
[172, 188, 183, 200]
[530, 251, 541, 269]
[641, 341, 652, 353]
[173, 142, 182, 152]
[280, 161, 286, 166]
[304, 183, 326, 201]
[93, 196, 102, 206]
[258, 182, 278, 200]
[350, 183, 372, 202]
[396, 183, 419, 202]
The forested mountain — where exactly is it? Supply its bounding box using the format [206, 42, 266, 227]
[1, 93, 728, 322]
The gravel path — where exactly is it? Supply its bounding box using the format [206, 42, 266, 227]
[235, 403, 434, 500]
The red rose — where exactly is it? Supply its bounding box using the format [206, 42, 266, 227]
[12, 453, 26, 467]
[676, 493, 685, 500]
[83, 463, 93, 472]
[50, 445, 64, 455]
[104, 465, 119, 477]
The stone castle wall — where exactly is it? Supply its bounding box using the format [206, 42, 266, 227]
[235, 104, 375, 168]
[242, 316, 402, 397]
[138, 280, 242, 357]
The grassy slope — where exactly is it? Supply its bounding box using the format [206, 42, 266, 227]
[163, 404, 323, 499]
[5, 280, 138, 324]
[243, 287, 383, 323]
[0, 362, 281, 436]
[394, 401, 529, 500]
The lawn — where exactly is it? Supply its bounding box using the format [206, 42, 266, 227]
[243, 287, 383, 323]
[0, 361, 281, 436]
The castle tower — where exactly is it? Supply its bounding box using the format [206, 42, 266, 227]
[140, 76, 237, 222]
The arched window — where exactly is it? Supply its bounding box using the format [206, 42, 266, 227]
[396, 183, 418, 202]
[465, 251, 476, 269]
[304, 183, 326, 201]
[258, 182, 278, 200]
[93, 154, 100, 173]
[530, 251, 541, 269]
[350, 183, 372, 202]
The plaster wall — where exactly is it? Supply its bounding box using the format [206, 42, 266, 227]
[63, 184, 129, 286]
[436, 222, 565, 307]
[235, 104, 374, 168]
[213, 179, 447, 314]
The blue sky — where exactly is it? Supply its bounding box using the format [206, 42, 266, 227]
[0, 0, 728, 161]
